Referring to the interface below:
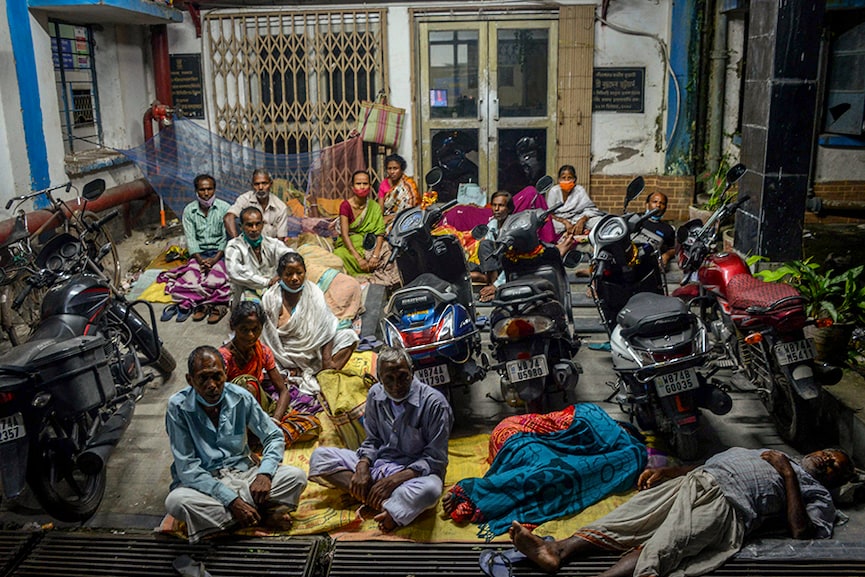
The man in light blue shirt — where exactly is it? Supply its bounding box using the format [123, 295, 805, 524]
[164, 346, 306, 543]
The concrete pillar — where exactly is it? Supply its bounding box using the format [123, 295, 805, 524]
[735, 0, 824, 260]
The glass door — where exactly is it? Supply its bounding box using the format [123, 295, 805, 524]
[419, 19, 557, 201]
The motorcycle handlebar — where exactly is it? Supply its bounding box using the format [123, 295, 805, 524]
[12, 278, 35, 310]
[5, 182, 72, 209]
[92, 209, 120, 231]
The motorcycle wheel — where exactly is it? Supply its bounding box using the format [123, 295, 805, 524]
[671, 429, 700, 462]
[27, 415, 106, 522]
[153, 347, 177, 378]
[769, 370, 813, 445]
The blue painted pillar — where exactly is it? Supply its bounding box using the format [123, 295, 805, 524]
[7, 1, 50, 208]
[664, 0, 699, 175]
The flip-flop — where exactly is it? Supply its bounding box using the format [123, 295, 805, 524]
[161, 304, 178, 322]
[207, 305, 228, 325]
[192, 304, 209, 322]
[356, 335, 383, 351]
[172, 554, 213, 577]
[588, 341, 612, 351]
[176, 306, 193, 323]
[478, 536, 554, 577]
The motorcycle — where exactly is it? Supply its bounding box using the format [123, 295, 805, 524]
[672, 163, 840, 445]
[380, 168, 484, 401]
[481, 176, 582, 413]
[589, 177, 731, 460]
[0, 181, 176, 522]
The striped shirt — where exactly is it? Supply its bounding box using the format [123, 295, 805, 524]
[182, 198, 230, 255]
[702, 447, 836, 537]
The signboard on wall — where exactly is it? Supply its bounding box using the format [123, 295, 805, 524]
[592, 67, 645, 113]
[170, 54, 204, 119]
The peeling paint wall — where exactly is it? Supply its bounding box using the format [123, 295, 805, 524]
[591, 0, 671, 175]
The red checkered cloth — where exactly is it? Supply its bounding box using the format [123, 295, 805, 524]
[726, 274, 802, 311]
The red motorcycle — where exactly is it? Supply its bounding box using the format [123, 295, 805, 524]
[673, 163, 840, 445]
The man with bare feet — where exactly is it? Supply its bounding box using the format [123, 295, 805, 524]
[308, 347, 454, 532]
[510, 447, 854, 576]
[164, 346, 307, 543]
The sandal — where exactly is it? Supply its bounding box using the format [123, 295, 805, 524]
[176, 306, 193, 323]
[161, 304, 178, 322]
[192, 304, 209, 322]
[207, 305, 228, 324]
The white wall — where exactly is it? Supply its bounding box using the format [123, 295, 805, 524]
[591, 0, 671, 175]
[386, 5, 414, 176]
[0, 1, 30, 218]
[815, 148, 865, 182]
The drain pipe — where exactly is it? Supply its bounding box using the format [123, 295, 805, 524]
[0, 179, 156, 245]
[706, 2, 728, 174]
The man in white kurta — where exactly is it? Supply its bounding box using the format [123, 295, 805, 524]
[225, 206, 293, 302]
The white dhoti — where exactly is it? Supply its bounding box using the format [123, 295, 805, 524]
[164, 465, 307, 543]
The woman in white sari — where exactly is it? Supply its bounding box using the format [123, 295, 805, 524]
[261, 252, 358, 375]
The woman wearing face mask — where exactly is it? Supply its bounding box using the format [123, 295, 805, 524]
[378, 154, 420, 226]
[546, 165, 605, 238]
[261, 252, 359, 376]
[333, 170, 399, 286]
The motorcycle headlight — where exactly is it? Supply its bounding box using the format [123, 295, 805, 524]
[492, 315, 555, 340]
[436, 306, 455, 341]
[382, 319, 405, 348]
[595, 217, 628, 243]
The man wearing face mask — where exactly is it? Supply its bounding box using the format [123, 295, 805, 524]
[159, 174, 233, 323]
[308, 347, 454, 533]
[641, 192, 677, 269]
[225, 206, 294, 304]
[224, 169, 290, 240]
[164, 346, 307, 543]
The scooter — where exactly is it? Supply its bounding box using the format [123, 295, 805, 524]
[590, 177, 731, 460]
[673, 163, 841, 445]
[380, 168, 484, 400]
[0, 188, 175, 521]
[482, 177, 582, 413]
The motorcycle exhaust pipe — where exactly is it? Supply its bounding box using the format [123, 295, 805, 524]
[77, 398, 136, 476]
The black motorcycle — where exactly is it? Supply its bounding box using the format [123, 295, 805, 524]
[0, 197, 175, 521]
[480, 178, 582, 412]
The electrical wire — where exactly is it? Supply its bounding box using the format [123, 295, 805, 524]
[595, 14, 680, 152]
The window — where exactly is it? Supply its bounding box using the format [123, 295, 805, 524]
[50, 21, 102, 154]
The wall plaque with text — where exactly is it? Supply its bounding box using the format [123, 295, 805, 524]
[592, 67, 645, 113]
[170, 53, 204, 119]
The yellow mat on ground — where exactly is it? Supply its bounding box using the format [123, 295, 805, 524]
[157, 415, 634, 542]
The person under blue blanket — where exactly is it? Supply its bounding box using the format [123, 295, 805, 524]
[442, 403, 647, 540]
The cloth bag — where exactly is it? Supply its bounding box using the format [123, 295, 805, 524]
[357, 92, 405, 149]
[316, 368, 376, 450]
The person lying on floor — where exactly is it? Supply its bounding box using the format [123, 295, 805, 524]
[442, 403, 647, 539]
[509, 446, 854, 577]
[164, 346, 307, 543]
[159, 174, 231, 324]
[308, 346, 454, 532]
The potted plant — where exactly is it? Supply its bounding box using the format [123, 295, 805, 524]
[690, 157, 737, 224]
[755, 259, 865, 364]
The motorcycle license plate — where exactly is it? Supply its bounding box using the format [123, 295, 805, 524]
[654, 368, 699, 398]
[506, 355, 549, 383]
[0, 413, 25, 444]
[415, 364, 450, 386]
[774, 338, 816, 366]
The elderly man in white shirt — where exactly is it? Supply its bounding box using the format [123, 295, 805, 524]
[224, 169, 290, 240]
[225, 206, 294, 304]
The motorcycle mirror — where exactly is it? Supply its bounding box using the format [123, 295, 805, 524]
[425, 167, 443, 188]
[624, 176, 645, 210]
[82, 178, 106, 201]
[562, 249, 584, 268]
[362, 232, 377, 251]
[535, 175, 554, 194]
[726, 163, 747, 186]
[471, 224, 489, 240]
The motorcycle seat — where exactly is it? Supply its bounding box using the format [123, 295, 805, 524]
[726, 274, 804, 313]
[617, 292, 692, 338]
[390, 285, 457, 317]
[495, 277, 556, 303]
